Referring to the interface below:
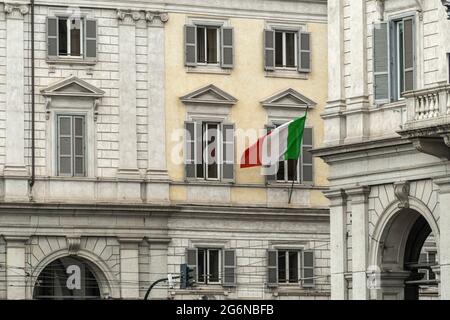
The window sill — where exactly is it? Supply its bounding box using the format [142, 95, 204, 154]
[267, 182, 315, 189]
[182, 179, 234, 186]
[265, 70, 308, 80]
[47, 58, 97, 66]
[186, 65, 232, 75]
[373, 99, 406, 111]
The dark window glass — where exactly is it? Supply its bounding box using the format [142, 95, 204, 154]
[285, 32, 296, 67]
[197, 27, 206, 63]
[275, 31, 283, 67]
[208, 250, 220, 283]
[198, 249, 206, 283]
[288, 251, 299, 283]
[70, 19, 82, 56]
[207, 28, 218, 64]
[278, 251, 286, 283]
[58, 18, 68, 56]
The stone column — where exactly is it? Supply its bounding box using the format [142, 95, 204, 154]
[324, 189, 348, 300]
[3, 4, 29, 201]
[348, 186, 370, 300]
[147, 238, 170, 299]
[117, 10, 141, 178]
[5, 236, 28, 300]
[345, 0, 369, 144]
[323, 0, 346, 146]
[145, 12, 170, 202]
[119, 237, 142, 299]
[435, 178, 450, 300]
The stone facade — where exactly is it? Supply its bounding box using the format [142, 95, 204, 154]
[314, 0, 450, 300]
[0, 0, 330, 300]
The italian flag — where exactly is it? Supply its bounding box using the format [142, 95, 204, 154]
[240, 115, 307, 171]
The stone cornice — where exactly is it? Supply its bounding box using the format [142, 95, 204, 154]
[3, 2, 29, 19]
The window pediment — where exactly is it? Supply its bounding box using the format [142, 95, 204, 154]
[180, 84, 237, 107]
[261, 88, 316, 110]
[41, 75, 105, 98]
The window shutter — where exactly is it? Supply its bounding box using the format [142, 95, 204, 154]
[195, 122, 204, 179]
[185, 121, 197, 180]
[223, 250, 236, 287]
[185, 25, 197, 67]
[85, 19, 98, 60]
[302, 250, 315, 288]
[265, 124, 277, 183]
[73, 116, 85, 176]
[186, 248, 198, 282]
[222, 123, 235, 182]
[57, 116, 73, 176]
[221, 27, 234, 69]
[302, 127, 313, 184]
[373, 22, 390, 104]
[264, 29, 275, 71]
[267, 250, 278, 287]
[298, 32, 311, 73]
[47, 17, 58, 58]
[403, 17, 415, 93]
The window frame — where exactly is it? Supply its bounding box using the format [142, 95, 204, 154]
[203, 122, 221, 181]
[277, 249, 302, 285]
[196, 25, 221, 66]
[56, 16, 85, 59]
[56, 113, 87, 177]
[196, 248, 222, 285]
[274, 29, 298, 70]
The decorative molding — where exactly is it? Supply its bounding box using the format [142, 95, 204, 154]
[442, 0, 450, 19]
[394, 181, 410, 208]
[145, 11, 169, 26]
[66, 236, 81, 255]
[412, 137, 450, 160]
[375, 0, 385, 20]
[4, 3, 29, 19]
[261, 88, 316, 111]
[180, 84, 237, 107]
[117, 9, 142, 25]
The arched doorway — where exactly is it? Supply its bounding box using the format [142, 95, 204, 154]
[375, 208, 439, 300]
[33, 256, 102, 300]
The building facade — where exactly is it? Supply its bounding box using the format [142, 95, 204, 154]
[0, 0, 330, 300]
[314, 0, 450, 300]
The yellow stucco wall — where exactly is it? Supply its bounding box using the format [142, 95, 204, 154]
[164, 13, 329, 207]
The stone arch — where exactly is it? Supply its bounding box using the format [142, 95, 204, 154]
[28, 249, 120, 300]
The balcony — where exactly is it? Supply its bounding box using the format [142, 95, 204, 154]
[398, 84, 450, 160]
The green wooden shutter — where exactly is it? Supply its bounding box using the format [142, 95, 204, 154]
[264, 29, 275, 71]
[222, 123, 235, 182]
[302, 250, 315, 288]
[85, 19, 98, 60]
[298, 32, 311, 73]
[47, 17, 58, 58]
[223, 250, 236, 287]
[373, 22, 390, 104]
[185, 121, 196, 180]
[185, 25, 197, 66]
[403, 17, 415, 92]
[221, 27, 234, 69]
[267, 250, 278, 287]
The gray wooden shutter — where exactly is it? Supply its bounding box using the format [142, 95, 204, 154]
[223, 250, 236, 287]
[85, 19, 98, 60]
[222, 123, 235, 182]
[302, 127, 313, 184]
[47, 17, 58, 58]
[221, 27, 234, 69]
[265, 124, 277, 183]
[73, 116, 85, 176]
[403, 17, 415, 92]
[264, 29, 275, 71]
[373, 22, 390, 104]
[186, 248, 198, 282]
[57, 116, 73, 176]
[302, 250, 315, 288]
[298, 32, 311, 72]
[185, 25, 197, 67]
[267, 250, 278, 287]
[185, 121, 196, 180]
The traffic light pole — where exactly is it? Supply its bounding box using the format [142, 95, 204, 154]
[144, 276, 180, 300]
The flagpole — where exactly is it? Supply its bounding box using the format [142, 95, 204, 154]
[288, 105, 310, 204]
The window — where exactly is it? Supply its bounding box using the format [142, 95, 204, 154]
[264, 29, 311, 73]
[267, 249, 315, 288]
[185, 24, 234, 69]
[57, 115, 86, 177]
[47, 16, 97, 61]
[197, 26, 219, 64]
[268, 125, 313, 184]
[419, 251, 437, 282]
[185, 248, 236, 287]
[185, 121, 235, 182]
[373, 17, 415, 103]
[275, 31, 297, 68]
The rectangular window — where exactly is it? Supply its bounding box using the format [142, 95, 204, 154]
[57, 115, 85, 177]
[277, 250, 300, 284]
[274, 31, 298, 69]
[57, 17, 83, 57]
[197, 26, 220, 64]
[274, 126, 313, 184]
[197, 248, 221, 284]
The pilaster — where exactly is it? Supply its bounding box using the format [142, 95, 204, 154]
[4, 236, 28, 300]
[118, 237, 143, 299]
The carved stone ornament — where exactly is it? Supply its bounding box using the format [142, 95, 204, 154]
[66, 236, 81, 255]
[4, 3, 29, 18]
[394, 181, 410, 208]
